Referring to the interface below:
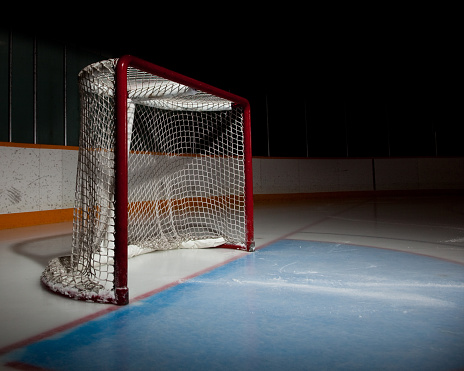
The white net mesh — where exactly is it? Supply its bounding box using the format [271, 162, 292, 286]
[41, 58, 249, 303]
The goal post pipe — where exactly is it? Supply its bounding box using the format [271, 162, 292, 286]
[114, 57, 129, 305]
[114, 55, 254, 305]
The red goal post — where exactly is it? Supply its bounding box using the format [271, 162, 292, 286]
[41, 55, 254, 305]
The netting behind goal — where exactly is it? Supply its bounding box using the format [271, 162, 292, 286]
[41, 56, 254, 305]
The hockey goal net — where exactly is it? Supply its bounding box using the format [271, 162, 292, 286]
[41, 56, 254, 305]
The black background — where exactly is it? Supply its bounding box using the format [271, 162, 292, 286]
[7, 7, 461, 157]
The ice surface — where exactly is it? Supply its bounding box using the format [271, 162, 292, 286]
[7, 240, 464, 371]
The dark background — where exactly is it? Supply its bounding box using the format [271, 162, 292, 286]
[1, 8, 461, 157]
